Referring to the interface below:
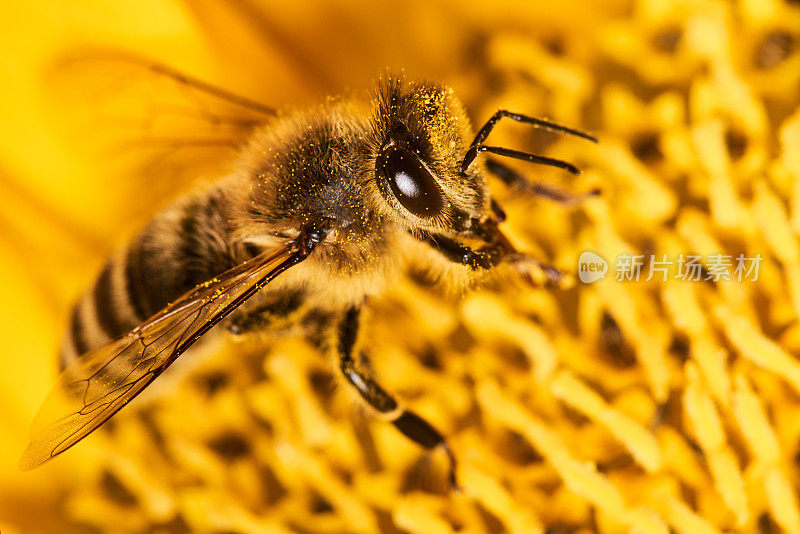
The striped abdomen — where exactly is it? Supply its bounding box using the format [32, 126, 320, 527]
[61, 186, 242, 369]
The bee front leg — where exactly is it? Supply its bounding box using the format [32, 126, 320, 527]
[337, 307, 458, 488]
[418, 233, 567, 287]
[486, 158, 600, 205]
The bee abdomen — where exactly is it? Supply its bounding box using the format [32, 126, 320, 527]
[60, 187, 240, 369]
[60, 252, 142, 369]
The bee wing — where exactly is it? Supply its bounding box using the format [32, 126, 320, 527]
[49, 50, 276, 135]
[45, 51, 278, 208]
[21, 243, 299, 470]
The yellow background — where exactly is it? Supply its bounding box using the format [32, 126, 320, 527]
[1, 1, 799, 533]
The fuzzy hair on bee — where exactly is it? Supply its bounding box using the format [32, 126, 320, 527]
[22, 71, 597, 482]
[237, 76, 488, 305]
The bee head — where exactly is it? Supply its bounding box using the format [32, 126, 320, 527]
[368, 75, 488, 235]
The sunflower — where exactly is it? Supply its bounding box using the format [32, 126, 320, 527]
[1, 1, 799, 533]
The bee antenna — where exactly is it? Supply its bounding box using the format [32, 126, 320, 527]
[472, 146, 581, 175]
[460, 109, 596, 175]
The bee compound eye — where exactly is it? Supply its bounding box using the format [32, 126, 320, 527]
[379, 147, 445, 218]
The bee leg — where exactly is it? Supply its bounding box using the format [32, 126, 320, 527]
[337, 307, 459, 489]
[418, 233, 566, 287]
[227, 290, 306, 336]
[486, 158, 600, 205]
[420, 234, 504, 270]
[490, 198, 507, 222]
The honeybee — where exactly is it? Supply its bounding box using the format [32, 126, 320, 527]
[21, 65, 596, 485]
